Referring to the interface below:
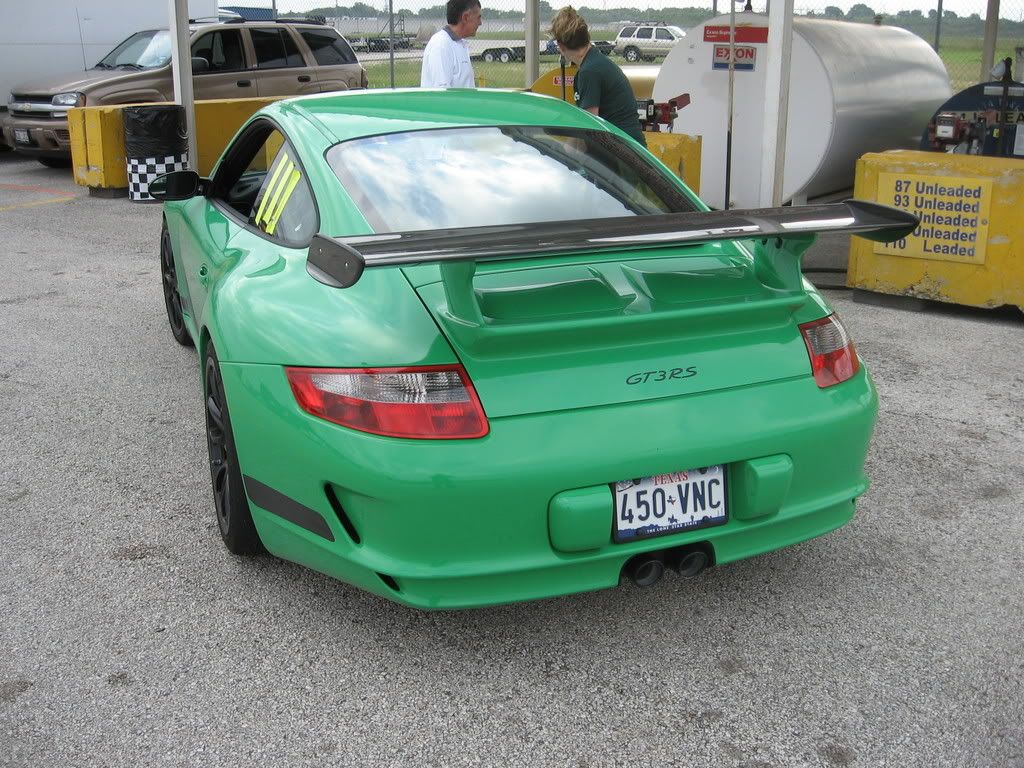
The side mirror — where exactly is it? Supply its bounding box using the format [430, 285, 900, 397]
[149, 170, 203, 201]
[191, 56, 210, 73]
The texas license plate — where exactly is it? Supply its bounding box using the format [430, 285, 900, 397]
[613, 465, 727, 542]
[14, 128, 30, 145]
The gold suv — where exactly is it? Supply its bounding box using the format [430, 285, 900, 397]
[2, 18, 367, 166]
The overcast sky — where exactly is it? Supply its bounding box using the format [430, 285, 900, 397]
[281, 0, 1009, 20]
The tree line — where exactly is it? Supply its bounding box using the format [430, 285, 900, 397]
[289, 3, 1024, 36]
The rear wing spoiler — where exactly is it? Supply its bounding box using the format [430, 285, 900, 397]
[308, 200, 917, 325]
[308, 200, 917, 290]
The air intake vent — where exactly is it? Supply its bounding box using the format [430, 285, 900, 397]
[324, 483, 361, 544]
[376, 573, 400, 592]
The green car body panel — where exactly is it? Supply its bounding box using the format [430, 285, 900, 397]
[162, 88, 879, 609]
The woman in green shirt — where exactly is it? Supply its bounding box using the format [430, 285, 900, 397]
[550, 6, 646, 146]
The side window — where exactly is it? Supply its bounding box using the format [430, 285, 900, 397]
[214, 124, 317, 246]
[248, 140, 316, 246]
[655, 28, 673, 40]
[251, 28, 305, 69]
[191, 30, 245, 72]
[636, 28, 653, 39]
[299, 29, 357, 65]
[619, 26, 636, 38]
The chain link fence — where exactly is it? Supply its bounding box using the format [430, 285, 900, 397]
[265, 0, 1023, 92]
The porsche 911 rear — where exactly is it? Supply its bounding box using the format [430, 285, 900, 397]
[156, 95, 916, 609]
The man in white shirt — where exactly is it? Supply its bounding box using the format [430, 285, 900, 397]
[420, 0, 483, 88]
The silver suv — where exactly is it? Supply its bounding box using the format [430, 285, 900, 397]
[613, 23, 686, 62]
[2, 17, 366, 165]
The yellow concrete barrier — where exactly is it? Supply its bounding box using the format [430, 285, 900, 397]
[848, 150, 1024, 310]
[68, 97, 282, 192]
[68, 106, 129, 189]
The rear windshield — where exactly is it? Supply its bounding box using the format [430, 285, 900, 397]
[326, 126, 696, 234]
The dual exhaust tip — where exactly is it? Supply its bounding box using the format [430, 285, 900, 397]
[623, 546, 711, 587]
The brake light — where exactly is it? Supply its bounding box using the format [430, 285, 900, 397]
[798, 314, 860, 388]
[285, 365, 488, 439]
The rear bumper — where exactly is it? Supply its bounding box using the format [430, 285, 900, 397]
[221, 362, 878, 609]
[2, 114, 72, 158]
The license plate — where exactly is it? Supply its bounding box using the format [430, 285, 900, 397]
[14, 128, 30, 145]
[613, 465, 727, 542]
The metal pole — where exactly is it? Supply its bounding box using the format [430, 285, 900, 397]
[167, 0, 196, 170]
[388, 0, 396, 88]
[271, 0, 278, 21]
[981, 0, 1000, 81]
[75, 8, 88, 70]
[525, 0, 540, 88]
[933, 0, 943, 51]
[759, 0, 794, 207]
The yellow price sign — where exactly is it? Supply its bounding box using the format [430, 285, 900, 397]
[873, 172, 992, 265]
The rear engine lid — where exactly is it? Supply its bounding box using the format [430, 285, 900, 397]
[407, 244, 814, 418]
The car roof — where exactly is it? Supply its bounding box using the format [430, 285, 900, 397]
[267, 88, 604, 144]
[188, 20, 327, 33]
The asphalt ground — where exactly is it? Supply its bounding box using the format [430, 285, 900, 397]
[1, 151, 1022, 768]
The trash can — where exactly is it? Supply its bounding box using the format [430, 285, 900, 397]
[122, 105, 188, 202]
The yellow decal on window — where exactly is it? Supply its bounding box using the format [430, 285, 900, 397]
[265, 169, 302, 235]
[255, 154, 293, 227]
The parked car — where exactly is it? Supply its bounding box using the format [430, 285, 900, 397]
[613, 22, 686, 62]
[150, 88, 915, 609]
[539, 38, 612, 56]
[1, 18, 366, 166]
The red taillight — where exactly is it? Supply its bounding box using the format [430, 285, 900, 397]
[285, 365, 488, 439]
[798, 314, 860, 388]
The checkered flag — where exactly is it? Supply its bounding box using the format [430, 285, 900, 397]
[127, 153, 190, 202]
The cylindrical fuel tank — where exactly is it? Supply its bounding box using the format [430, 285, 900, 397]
[622, 65, 660, 100]
[653, 14, 951, 207]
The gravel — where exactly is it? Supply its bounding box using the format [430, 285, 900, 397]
[1, 153, 1022, 768]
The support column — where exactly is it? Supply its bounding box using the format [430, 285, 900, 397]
[167, 0, 196, 170]
[525, 0, 540, 88]
[981, 0, 1000, 81]
[758, 0, 794, 206]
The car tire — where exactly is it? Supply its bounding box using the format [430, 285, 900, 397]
[160, 218, 193, 347]
[37, 157, 71, 168]
[483, 51, 495, 62]
[499, 50, 512, 63]
[624, 46, 640, 63]
[204, 343, 264, 556]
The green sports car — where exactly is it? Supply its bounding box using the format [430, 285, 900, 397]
[153, 88, 916, 610]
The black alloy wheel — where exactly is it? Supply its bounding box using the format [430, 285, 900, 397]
[160, 219, 193, 347]
[204, 344, 263, 555]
